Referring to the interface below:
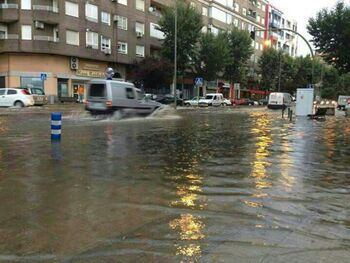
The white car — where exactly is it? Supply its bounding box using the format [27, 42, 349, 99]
[0, 88, 35, 107]
[199, 93, 224, 107]
[222, 98, 232, 106]
[184, 96, 203, 106]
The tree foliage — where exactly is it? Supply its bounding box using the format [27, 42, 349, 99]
[131, 57, 173, 92]
[194, 32, 230, 82]
[258, 48, 280, 91]
[158, 1, 203, 75]
[223, 27, 253, 84]
[308, 2, 350, 73]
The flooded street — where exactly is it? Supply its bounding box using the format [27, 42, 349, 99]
[0, 105, 350, 262]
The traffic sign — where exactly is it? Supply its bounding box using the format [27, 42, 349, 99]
[195, 77, 203, 86]
[40, 73, 47, 81]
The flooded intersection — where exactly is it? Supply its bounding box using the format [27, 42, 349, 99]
[0, 106, 350, 262]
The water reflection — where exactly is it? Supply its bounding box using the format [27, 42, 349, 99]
[169, 166, 207, 261]
[249, 113, 273, 189]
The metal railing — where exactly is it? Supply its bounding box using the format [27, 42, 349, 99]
[32, 5, 58, 13]
[33, 35, 59, 42]
[0, 34, 19, 40]
[0, 3, 18, 9]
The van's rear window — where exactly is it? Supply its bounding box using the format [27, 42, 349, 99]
[89, 84, 106, 97]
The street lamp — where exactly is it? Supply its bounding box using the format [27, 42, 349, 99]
[173, 0, 177, 109]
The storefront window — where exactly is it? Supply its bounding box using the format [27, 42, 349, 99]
[21, 77, 43, 89]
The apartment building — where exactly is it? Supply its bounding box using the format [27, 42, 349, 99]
[0, 0, 298, 98]
[265, 3, 298, 57]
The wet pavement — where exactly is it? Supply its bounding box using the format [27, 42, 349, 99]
[0, 104, 350, 262]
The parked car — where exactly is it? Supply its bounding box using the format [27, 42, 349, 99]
[184, 97, 204, 106]
[144, 93, 158, 100]
[0, 88, 34, 107]
[85, 79, 161, 116]
[337, 95, 350, 110]
[198, 93, 224, 107]
[234, 98, 255, 106]
[19, 86, 48, 106]
[258, 98, 268, 105]
[156, 94, 183, 106]
[222, 98, 232, 106]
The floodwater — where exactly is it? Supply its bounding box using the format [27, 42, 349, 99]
[0, 105, 350, 262]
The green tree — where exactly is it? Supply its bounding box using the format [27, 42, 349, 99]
[158, 1, 203, 75]
[223, 27, 253, 85]
[308, 2, 350, 73]
[195, 32, 230, 82]
[258, 47, 280, 91]
[131, 57, 173, 92]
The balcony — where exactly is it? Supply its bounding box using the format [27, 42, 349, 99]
[0, 4, 19, 23]
[0, 34, 19, 40]
[32, 5, 59, 24]
[33, 35, 59, 42]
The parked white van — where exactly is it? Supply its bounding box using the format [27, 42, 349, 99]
[268, 92, 293, 109]
[198, 93, 225, 107]
[85, 79, 162, 116]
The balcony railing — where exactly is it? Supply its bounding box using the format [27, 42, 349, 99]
[33, 35, 59, 42]
[0, 34, 19, 40]
[0, 3, 18, 9]
[33, 5, 58, 13]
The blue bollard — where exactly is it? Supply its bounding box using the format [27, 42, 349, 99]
[51, 112, 62, 140]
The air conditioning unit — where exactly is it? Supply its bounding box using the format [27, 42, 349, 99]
[113, 15, 119, 23]
[104, 48, 111, 55]
[136, 31, 144, 38]
[70, 57, 79, 70]
[34, 21, 44, 30]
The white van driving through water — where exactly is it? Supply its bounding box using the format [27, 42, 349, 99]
[85, 79, 162, 116]
[268, 92, 293, 110]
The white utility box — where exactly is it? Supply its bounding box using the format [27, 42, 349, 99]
[296, 88, 314, 116]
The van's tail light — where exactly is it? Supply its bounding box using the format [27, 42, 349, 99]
[106, 100, 112, 107]
[21, 90, 31, 95]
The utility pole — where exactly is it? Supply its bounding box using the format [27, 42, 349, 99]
[173, 1, 177, 109]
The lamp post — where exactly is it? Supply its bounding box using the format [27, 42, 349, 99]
[173, 1, 177, 109]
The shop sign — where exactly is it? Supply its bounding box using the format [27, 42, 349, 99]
[76, 70, 105, 79]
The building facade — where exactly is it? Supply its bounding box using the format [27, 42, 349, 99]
[0, 0, 298, 99]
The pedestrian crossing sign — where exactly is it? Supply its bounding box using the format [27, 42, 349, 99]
[195, 77, 203, 86]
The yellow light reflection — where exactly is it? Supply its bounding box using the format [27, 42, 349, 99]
[169, 169, 206, 261]
[169, 214, 205, 241]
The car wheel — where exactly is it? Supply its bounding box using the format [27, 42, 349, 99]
[185, 103, 190, 106]
[14, 101, 24, 108]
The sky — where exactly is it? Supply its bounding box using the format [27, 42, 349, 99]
[269, 0, 350, 56]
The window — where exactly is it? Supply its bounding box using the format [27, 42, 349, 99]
[126, 87, 135, 99]
[262, 4, 265, 12]
[257, 15, 260, 23]
[118, 41, 128, 54]
[235, 3, 239, 12]
[118, 0, 127, 5]
[241, 22, 245, 30]
[0, 24, 7, 39]
[86, 31, 98, 49]
[21, 25, 32, 40]
[150, 23, 165, 39]
[242, 8, 246, 16]
[135, 22, 144, 34]
[65, 1, 79, 17]
[101, 36, 111, 52]
[135, 0, 144, 12]
[85, 3, 98, 22]
[136, 45, 145, 57]
[7, 89, 17, 95]
[66, 30, 79, 45]
[0, 89, 5, 96]
[202, 7, 207, 16]
[21, 0, 31, 10]
[116, 15, 127, 30]
[21, 77, 44, 89]
[101, 12, 110, 25]
[233, 18, 238, 27]
[262, 18, 265, 25]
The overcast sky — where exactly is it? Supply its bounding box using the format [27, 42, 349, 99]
[269, 0, 350, 56]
